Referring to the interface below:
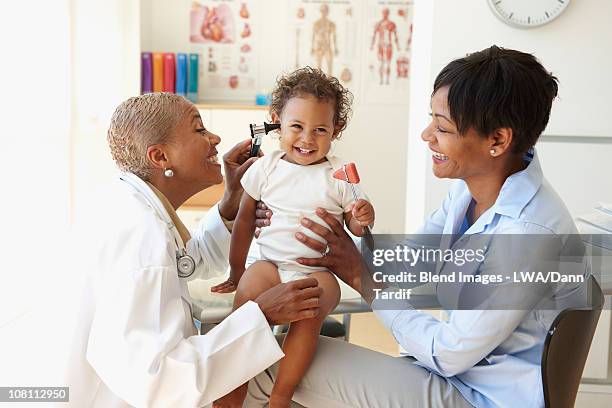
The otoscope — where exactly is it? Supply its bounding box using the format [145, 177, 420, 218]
[249, 122, 281, 157]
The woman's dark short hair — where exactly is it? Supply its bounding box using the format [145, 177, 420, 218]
[433, 45, 558, 154]
[270, 66, 353, 137]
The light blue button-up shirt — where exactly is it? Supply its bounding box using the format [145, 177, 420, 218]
[373, 149, 584, 408]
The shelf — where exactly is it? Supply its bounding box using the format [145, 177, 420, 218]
[195, 101, 269, 111]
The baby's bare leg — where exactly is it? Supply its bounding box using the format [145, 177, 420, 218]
[270, 271, 340, 408]
[233, 260, 281, 309]
[212, 261, 280, 408]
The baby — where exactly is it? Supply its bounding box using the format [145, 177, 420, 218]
[212, 67, 375, 408]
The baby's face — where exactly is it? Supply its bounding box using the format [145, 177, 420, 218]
[274, 94, 337, 165]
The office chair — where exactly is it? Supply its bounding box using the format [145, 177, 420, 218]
[541, 277, 604, 408]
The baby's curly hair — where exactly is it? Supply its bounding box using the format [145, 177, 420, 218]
[270, 67, 353, 137]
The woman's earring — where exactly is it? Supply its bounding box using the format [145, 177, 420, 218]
[490, 149, 496, 156]
[164, 168, 174, 178]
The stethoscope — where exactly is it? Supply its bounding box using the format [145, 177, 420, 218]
[119, 173, 196, 278]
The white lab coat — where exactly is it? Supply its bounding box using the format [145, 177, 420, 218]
[59, 175, 284, 407]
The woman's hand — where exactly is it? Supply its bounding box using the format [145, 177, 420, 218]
[295, 208, 367, 294]
[254, 278, 323, 324]
[254, 201, 272, 238]
[219, 139, 260, 220]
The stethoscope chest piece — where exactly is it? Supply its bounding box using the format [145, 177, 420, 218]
[177, 249, 196, 278]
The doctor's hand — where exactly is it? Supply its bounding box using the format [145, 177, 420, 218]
[254, 201, 273, 238]
[219, 139, 262, 221]
[296, 208, 367, 296]
[254, 278, 322, 324]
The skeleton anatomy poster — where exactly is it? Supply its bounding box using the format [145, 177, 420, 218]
[288, 0, 362, 95]
[190, 0, 259, 101]
[361, 1, 413, 103]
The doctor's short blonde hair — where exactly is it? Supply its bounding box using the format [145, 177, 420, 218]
[107, 92, 189, 179]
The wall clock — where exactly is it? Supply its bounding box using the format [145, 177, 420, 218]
[487, 0, 571, 28]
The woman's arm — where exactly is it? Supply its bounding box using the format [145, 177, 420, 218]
[87, 263, 284, 407]
[296, 208, 559, 378]
[377, 307, 530, 377]
[295, 208, 379, 298]
[188, 204, 233, 280]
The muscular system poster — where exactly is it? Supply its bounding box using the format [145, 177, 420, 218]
[361, 0, 413, 104]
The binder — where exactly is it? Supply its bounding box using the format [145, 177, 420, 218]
[176, 53, 188, 97]
[187, 53, 199, 103]
[162, 53, 176, 93]
[152, 53, 163, 92]
[141, 52, 152, 94]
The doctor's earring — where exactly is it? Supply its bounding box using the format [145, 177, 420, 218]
[164, 168, 174, 178]
[490, 149, 496, 156]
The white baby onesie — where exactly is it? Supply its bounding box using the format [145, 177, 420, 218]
[240, 150, 354, 282]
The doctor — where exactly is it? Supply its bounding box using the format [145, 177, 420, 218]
[61, 92, 322, 407]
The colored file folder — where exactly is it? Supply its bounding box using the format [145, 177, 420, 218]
[141, 52, 152, 94]
[187, 53, 199, 103]
[152, 53, 163, 92]
[163, 53, 176, 93]
[176, 53, 187, 97]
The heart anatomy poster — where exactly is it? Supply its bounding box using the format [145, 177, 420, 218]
[190, 0, 259, 100]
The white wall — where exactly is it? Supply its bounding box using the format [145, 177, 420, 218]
[2, 1, 71, 323]
[406, 0, 612, 230]
[71, 0, 142, 222]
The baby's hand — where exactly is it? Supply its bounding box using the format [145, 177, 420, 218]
[352, 199, 375, 227]
[210, 273, 237, 293]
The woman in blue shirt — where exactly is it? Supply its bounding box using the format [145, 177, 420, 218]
[245, 46, 584, 408]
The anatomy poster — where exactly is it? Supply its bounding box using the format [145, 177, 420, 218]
[288, 0, 362, 93]
[361, 1, 413, 104]
[190, 0, 259, 101]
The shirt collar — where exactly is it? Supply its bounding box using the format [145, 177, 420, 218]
[458, 148, 542, 235]
[119, 171, 192, 245]
[493, 147, 542, 219]
[145, 181, 192, 245]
